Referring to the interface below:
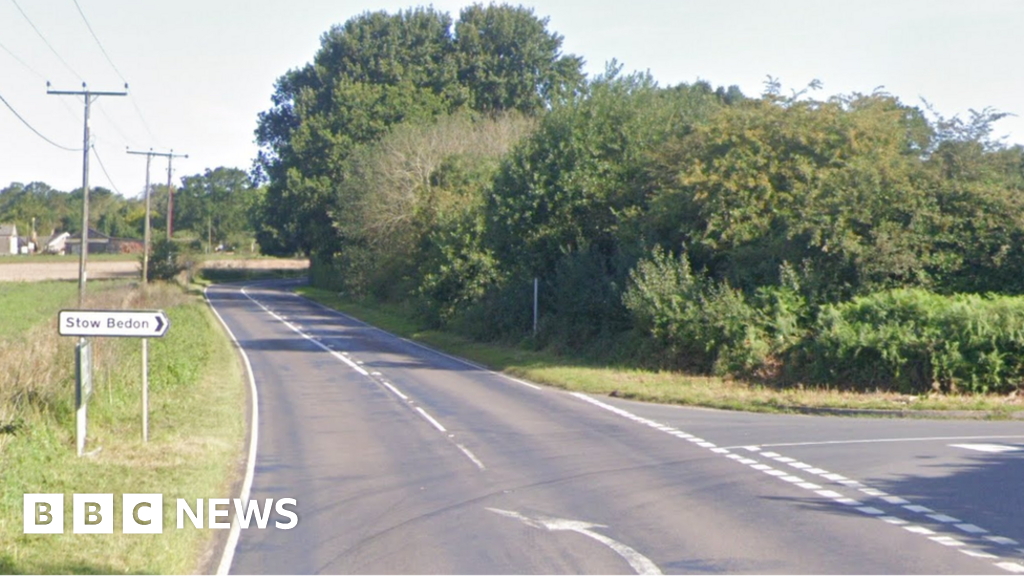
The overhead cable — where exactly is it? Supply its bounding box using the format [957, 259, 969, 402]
[0, 90, 80, 151]
[10, 0, 83, 83]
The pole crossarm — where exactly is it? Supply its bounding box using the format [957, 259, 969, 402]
[47, 83, 128, 308]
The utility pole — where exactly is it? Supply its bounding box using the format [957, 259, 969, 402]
[48, 82, 128, 307]
[164, 150, 188, 240]
[126, 148, 154, 285]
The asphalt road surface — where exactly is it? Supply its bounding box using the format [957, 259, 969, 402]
[206, 279, 1024, 575]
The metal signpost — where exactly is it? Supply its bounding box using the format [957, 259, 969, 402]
[59, 309, 170, 453]
[75, 339, 93, 457]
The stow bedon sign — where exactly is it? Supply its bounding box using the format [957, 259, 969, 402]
[58, 310, 170, 338]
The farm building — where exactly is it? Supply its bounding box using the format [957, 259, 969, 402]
[0, 224, 17, 256]
[66, 229, 143, 255]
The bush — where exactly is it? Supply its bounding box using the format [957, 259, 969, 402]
[623, 247, 771, 374]
[803, 289, 1024, 393]
[144, 239, 187, 282]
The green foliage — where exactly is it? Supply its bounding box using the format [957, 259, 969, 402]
[174, 167, 259, 251]
[622, 247, 771, 375]
[254, 4, 583, 256]
[484, 67, 724, 278]
[805, 289, 1024, 394]
[145, 238, 187, 281]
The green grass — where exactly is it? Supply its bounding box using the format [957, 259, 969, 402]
[297, 287, 1024, 417]
[0, 280, 132, 342]
[0, 283, 246, 574]
[0, 282, 79, 341]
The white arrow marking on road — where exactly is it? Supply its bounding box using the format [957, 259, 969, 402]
[486, 508, 662, 575]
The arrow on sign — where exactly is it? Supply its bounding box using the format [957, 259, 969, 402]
[58, 310, 171, 338]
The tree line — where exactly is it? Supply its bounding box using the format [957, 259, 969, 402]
[0, 167, 262, 252]
[254, 4, 1024, 394]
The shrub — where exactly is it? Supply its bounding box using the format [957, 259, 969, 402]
[804, 289, 1024, 393]
[144, 238, 187, 282]
[623, 247, 770, 374]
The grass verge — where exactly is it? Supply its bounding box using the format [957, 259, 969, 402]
[297, 287, 1024, 418]
[0, 282, 246, 574]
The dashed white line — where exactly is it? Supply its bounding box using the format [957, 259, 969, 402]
[240, 286, 493, 473]
[415, 407, 447, 433]
[455, 444, 486, 471]
[568, 390, 1024, 574]
[382, 381, 409, 401]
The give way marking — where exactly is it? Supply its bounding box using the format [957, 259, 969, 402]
[487, 508, 662, 575]
[950, 444, 1023, 453]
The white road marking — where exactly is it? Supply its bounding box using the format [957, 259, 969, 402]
[956, 524, 989, 534]
[930, 536, 965, 547]
[205, 287, 261, 576]
[734, 435, 1024, 450]
[415, 407, 447, 433]
[456, 444, 486, 471]
[297, 294, 543, 390]
[382, 382, 409, 401]
[951, 443, 1023, 453]
[962, 549, 1000, 559]
[568, 390, 1024, 573]
[487, 508, 662, 575]
[239, 285, 492, 472]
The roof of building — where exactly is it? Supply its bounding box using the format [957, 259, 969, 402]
[0, 224, 17, 237]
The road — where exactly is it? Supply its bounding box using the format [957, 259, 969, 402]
[206, 279, 1024, 574]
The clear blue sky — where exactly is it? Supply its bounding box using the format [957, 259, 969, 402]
[1, 0, 1021, 195]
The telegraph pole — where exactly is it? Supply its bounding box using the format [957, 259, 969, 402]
[48, 82, 128, 307]
[164, 150, 188, 240]
[126, 148, 154, 284]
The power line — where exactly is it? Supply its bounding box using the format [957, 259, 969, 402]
[95, 99, 136, 147]
[0, 39, 45, 81]
[9, 0, 83, 83]
[91, 145, 122, 195]
[69, 0, 161, 147]
[71, 0, 126, 83]
[0, 89, 80, 151]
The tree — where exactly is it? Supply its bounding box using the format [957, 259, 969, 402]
[455, 4, 583, 114]
[175, 167, 257, 249]
[252, 4, 584, 257]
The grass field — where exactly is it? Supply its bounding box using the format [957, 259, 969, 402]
[297, 287, 1024, 417]
[0, 282, 246, 574]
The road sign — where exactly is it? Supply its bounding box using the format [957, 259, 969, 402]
[59, 309, 170, 338]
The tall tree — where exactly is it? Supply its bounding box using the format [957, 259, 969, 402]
[175, 167, 257, 248]
[253, 4, 583, 256]
[455, 4, 583, 114]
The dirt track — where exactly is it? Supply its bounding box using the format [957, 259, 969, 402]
[0, 258, 309, 282]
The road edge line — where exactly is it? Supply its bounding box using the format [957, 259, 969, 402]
[204, 285, 260, 576]
[292, 288, 542, 391]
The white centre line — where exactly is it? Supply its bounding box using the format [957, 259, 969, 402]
[415, 407, 447, 433]
[240, 285, 490, 472]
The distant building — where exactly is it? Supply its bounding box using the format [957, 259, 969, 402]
[0, 224, 17, 256]
[66, 229, 143, 255]
[45, 232, 70, 254]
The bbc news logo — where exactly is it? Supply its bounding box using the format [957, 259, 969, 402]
[24, 494, 298, 534]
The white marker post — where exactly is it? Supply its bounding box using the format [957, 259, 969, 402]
[59, 309, 170, 449]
